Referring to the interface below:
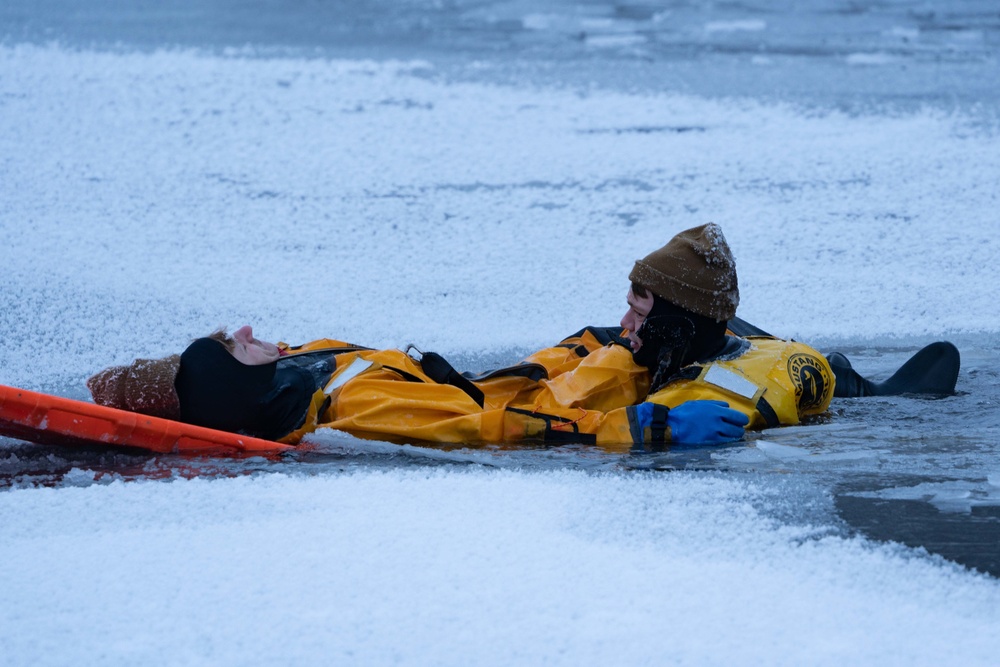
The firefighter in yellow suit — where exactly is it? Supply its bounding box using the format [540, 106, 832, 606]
[269, 223, 834, 451]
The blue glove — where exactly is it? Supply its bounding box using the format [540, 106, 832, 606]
[636, 400, 748, 445]
[668, 400, 748, 444]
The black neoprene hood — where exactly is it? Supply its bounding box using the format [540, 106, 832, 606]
[633, 296, 728, 370]
[175, 338, 316, 440]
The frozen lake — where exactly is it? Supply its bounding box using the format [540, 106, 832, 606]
[4, 0, 1000, 109]
[2, 1, 999, 664]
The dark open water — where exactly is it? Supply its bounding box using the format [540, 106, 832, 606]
[2, 0, 998, 575]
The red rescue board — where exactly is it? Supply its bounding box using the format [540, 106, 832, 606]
[0, 384, 293, 455]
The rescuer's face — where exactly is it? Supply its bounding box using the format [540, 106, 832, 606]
[620, 287, 654, 353]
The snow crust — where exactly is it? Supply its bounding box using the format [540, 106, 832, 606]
[2, 470, 1000, 666]
[2, 44, 1000, 664]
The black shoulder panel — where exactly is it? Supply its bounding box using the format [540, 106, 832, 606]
[277, 350, 339, 388]
[726, 317, 773, 338]
[652, 364, 703, 393]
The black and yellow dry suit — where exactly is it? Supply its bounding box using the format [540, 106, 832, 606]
[275, 327, 835, 452]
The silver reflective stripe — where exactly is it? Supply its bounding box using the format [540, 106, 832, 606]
[703, 364, 759, 400]
[324, 356, 374, 394]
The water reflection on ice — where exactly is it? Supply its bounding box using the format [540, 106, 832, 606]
[848, 479, 1000, 514]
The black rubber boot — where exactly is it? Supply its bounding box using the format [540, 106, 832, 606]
[827, 342, 960, 398]
[827, 352, 875, 397]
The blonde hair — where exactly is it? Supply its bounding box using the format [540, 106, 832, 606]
[205, 328, 235, 353]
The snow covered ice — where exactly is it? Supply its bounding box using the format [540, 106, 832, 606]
[2, 0, 1000, 664]
[3, 470, 1000, 665]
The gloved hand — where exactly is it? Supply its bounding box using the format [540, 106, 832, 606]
[636, 400, 748, 445]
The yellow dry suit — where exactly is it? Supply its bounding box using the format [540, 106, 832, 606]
[276, 327, 834, 452]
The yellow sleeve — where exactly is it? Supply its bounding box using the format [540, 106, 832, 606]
[528, 345, 650, 413]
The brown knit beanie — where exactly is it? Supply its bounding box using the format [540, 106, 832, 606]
[628, 223, 740, 322]
[86, 355, 182, 420]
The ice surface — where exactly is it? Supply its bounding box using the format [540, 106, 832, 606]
[845, 52, 900, 66]
[1, 23, 1000, 665]
[2, 471, 1000, 666]
[704, 20, 767, 33]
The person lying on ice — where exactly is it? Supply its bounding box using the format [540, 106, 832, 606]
[87, 223, 959, 450]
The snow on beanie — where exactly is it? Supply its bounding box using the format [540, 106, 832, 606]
[86, 354, 182, 420]
[628, 222, 740, 322]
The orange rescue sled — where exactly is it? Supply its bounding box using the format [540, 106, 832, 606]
[0, 384, 293, 455]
